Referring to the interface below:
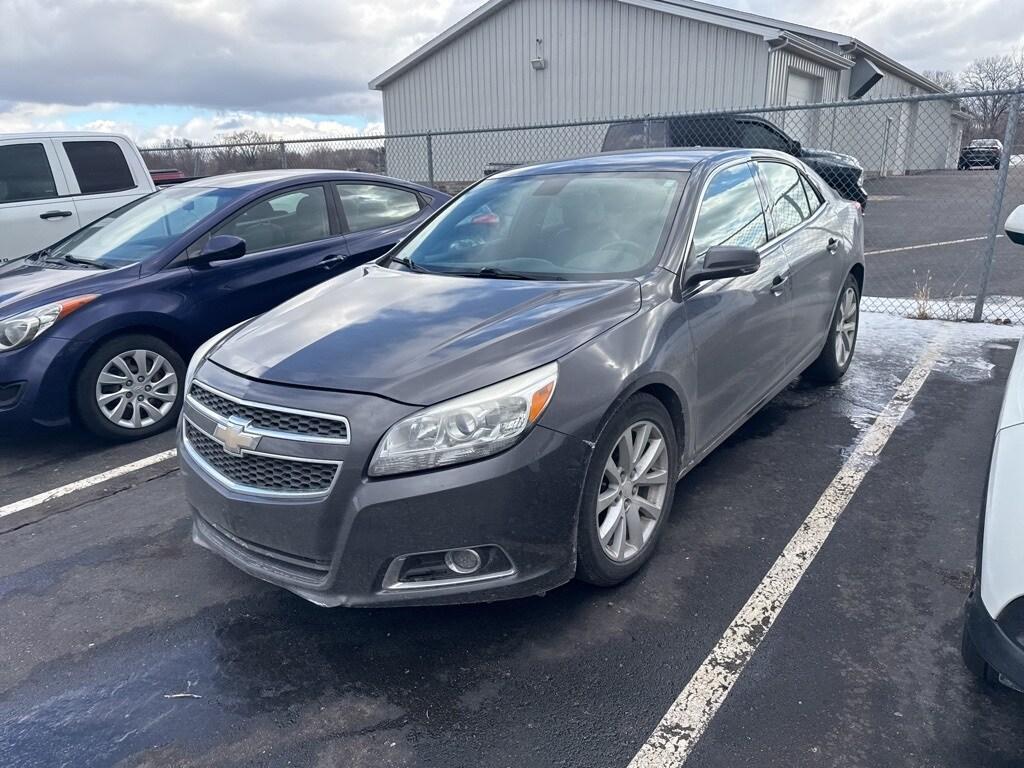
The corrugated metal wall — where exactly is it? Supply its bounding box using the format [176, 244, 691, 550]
[381, 0, 770, 133]
[765, 49, 841, 105]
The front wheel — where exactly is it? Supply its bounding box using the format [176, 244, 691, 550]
[576, 394, 679, 586]
[804, 274, 860, 384]
[75, 334, 185, 441]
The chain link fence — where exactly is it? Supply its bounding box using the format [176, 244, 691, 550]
[140, 89, 1024, 324]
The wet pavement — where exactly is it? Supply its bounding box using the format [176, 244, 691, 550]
[2, 314, 1023, 767]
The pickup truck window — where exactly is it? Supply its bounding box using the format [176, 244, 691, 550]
[738, 122, 791, 153]
[0, 143, 58, 203]
[63, 141, 135, 195]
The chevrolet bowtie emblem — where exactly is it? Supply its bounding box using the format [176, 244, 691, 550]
[212, 416, 261, 456]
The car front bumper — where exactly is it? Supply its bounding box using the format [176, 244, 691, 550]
[0, 335, 85, 429]
[180, 366, 593, 607]
[964, 585, 1024, 691]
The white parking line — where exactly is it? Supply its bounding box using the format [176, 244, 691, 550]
[0, 449, 178, 519]
[628, 339, 944, 768]
[866, 234, 1003, 256]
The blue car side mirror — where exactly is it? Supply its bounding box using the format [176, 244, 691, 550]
[197, 235, 246, 264]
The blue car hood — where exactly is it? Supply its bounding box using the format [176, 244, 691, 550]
[0, 256, 110, 315]
[210, 265, 642, 405]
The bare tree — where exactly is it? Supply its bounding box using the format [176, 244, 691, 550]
[959, 54, 1022, 136]
[922, 69, 960, 92]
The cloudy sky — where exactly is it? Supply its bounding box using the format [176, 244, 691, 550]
[1, 0, 1021, 145]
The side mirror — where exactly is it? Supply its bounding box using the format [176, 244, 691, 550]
[196, 235, 246, 264]
[687, 246, 761, 286]
[1005, 205, 1024, 246]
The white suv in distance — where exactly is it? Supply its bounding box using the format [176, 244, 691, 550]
[0, 132, 156, 260]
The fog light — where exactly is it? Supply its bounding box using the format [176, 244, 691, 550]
[444, 548, 482, 575]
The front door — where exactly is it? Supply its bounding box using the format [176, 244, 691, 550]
[186, 184, 350, 342]
[681, 161, 795, 452]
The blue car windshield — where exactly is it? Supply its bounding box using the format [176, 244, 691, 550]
[48, 186, 244, 268]
[394, 171, 685, 280]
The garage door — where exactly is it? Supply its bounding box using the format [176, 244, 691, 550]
[786, 72, 820, 105]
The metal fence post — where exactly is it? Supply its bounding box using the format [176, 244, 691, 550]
[425, 133, 435, 186]
[279, 142, 288, 169]
[974, 94, 1021, 322]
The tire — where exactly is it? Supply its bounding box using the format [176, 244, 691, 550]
[804, 273, 860, 385]
[576, 393, 679, 586]
[958, 161, 966, 170]
[75, 334, 185, 441]
[994, 161, 1001, 171]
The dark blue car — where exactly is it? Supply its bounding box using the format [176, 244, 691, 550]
[0, 169, 448, 440]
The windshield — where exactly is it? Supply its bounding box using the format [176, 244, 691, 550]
[394, 171, 685, 280]
[48, 186, 245, 268]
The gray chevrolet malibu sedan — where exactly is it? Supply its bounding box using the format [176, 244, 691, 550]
[179, 148, 864, 607]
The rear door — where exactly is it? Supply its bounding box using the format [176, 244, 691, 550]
[0, 138, 80, 258]
[682, 161, 795, 451]
[55, 138, 150, 226]
[334, 182, 430, 264]
[185, 184, 350, 341]
[756, 160, 836, 362]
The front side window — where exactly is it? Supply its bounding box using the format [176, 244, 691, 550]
[394, 171, 684, 280]
[216, 186, 331, 253]
[63, 141, 135, 195]
[690, 164, 768, 259]
[336, 184, 421, 233]
[0, 143, 58, 203]
[759, 161, 812, 237]
[48, 186, 244, 268]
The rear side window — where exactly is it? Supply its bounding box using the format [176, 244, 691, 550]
[690, 163, 768, 258]
[0, 143, 58, 203]
[336, 184, 422, 233]
[63, 141, 135, 195]
[759, 162, 812, 237]
[801, 174, 823, 214]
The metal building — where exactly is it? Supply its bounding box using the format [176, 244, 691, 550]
[370, 0, 963, 182]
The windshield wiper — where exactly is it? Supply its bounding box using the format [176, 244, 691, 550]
[61, 253, 109, 269]
[471, 266, 562, 281]
[388, 254, 431, 273]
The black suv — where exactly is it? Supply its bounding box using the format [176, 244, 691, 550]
[603, 114, 868, 208]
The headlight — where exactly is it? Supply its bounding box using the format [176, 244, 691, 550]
[0, 295, 98, 352]
[369, 362, 558, 477]
[184, 322, 246, 388]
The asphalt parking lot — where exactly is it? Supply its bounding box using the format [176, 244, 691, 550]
[2, 313, 1023, 768]
[863, 166, 1024, 301]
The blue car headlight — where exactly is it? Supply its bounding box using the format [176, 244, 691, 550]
[0, 294, 98, 352]
[369, 362, 558, 477]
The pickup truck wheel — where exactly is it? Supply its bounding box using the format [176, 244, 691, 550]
[75, 335, 184, 441]
[804, 274, 860, 385]
[576, 394, 679, 586]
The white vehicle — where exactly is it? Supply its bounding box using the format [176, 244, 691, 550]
[962, 204, 1024, 692]
[0, 132, 157, 260]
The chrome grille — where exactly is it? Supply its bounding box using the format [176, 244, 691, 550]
[185, 421, 338, 495]
[188, 383, 348, 441]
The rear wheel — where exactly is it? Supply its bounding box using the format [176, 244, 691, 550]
[576, 394, 679, 586]
[75, 334, 185, 441]
[804, 274, 860, 384]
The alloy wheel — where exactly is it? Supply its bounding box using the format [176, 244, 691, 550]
[94, 349, 179, 429]
[596, 420, 670, 562]
[834, 286, 858, 368]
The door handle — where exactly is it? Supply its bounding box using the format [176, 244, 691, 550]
[320, 254, 346, 267]
[40, 210, 73, 220]
[826, 237, 839, 254]
[770, 274, 790, 295]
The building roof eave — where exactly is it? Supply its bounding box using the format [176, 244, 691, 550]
[767, 32, 854, 70]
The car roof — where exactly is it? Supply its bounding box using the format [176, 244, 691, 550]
[2, 131, 135, 142]
[495, 148, 765, 178]
[177, 169, 438, 194]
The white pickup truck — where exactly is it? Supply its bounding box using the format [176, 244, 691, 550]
[0, 132, 157, 260]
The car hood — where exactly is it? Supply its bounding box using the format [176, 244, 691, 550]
[800, 147, 863, 171]
[210, 265, 642, 405]
[0, 256, 110, 316]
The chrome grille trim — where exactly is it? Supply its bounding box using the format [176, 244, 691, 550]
[187, 380, 350, 444]
[183, 417, 341, 499]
